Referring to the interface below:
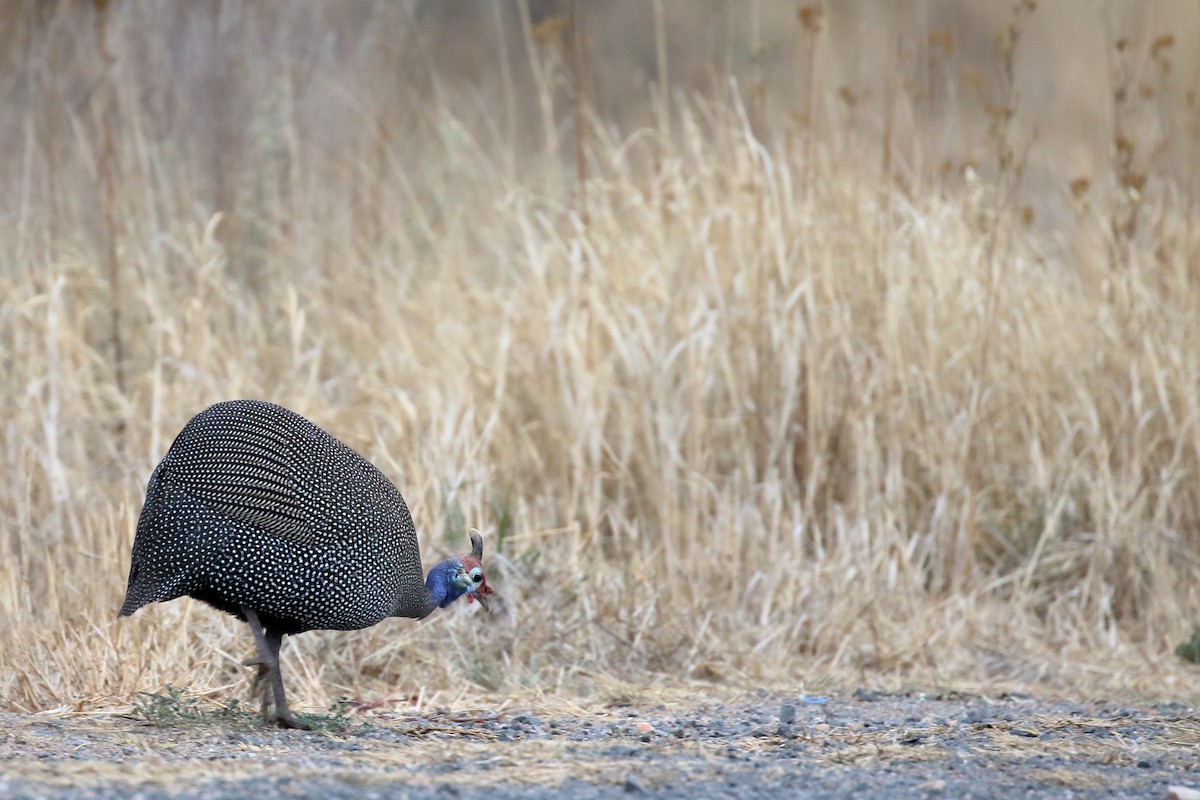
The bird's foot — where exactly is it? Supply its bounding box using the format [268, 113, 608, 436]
[270, 709, 313, 730]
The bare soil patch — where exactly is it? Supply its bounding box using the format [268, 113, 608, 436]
[2, 689, 1197, 799]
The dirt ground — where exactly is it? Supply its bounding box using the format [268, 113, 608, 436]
[1, 689, 1198, 799]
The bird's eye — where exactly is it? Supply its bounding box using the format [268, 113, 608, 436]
[470, 567, 483, 584]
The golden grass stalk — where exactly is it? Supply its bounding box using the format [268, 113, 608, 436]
[1, 3, 1199, 712]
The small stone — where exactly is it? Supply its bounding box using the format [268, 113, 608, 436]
[623, 775, 647, 794]
[636, 721, 654, 734]
[779, 703, 796, 725]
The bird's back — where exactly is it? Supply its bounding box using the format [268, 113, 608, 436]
[119, 400, 427, 631]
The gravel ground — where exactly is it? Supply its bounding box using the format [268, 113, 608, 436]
[1, 689, 1198, 799]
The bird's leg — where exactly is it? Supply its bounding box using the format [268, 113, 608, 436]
[261, 627, 310, 730]
[242, 658, 271, 719]
[245, 659, 271, 720]
[241, 607, 273, 719]
[241, 607, 310, 730]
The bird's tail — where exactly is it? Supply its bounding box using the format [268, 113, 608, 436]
[118, 561, 148, 618]
[117, 595, 144, 618]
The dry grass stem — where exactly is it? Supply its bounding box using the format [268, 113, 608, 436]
[2, 2, 1200, 713]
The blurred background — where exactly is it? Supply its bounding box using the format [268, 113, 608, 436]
[2, 1, 1200, 712]
[6, 2, 1199, 252]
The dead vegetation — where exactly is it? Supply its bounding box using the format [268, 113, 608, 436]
[2, 1, 1200, 714]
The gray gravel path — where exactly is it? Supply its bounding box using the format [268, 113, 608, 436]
[1, 690, 1197, 799]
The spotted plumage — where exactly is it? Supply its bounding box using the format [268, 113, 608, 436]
[119, 399, 493, 728]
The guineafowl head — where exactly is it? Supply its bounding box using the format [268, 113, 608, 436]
[426, 529, 494, 611]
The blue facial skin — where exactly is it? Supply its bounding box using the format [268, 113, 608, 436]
[426, 559, 474, 608]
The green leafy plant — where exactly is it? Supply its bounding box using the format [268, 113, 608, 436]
[133, 685, 246, 727]
[1175, 629, 1200, 664]
[295, 695, 354, 733]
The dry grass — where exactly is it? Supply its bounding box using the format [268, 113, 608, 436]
[2, 2, 1200, 713]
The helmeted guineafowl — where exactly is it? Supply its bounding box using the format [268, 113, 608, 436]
[119, 399, 493, 729]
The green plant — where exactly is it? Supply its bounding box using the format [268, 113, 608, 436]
[132, 686, 246, 727]
[294, 695, 355, 733]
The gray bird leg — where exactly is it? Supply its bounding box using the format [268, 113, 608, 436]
[240, 607, 271, 715]
[241, 607, 311, 730]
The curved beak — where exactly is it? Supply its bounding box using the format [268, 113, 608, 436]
[472, 590, 491, 613]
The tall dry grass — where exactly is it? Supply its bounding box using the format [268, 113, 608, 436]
[2, 1, 1200, 712]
